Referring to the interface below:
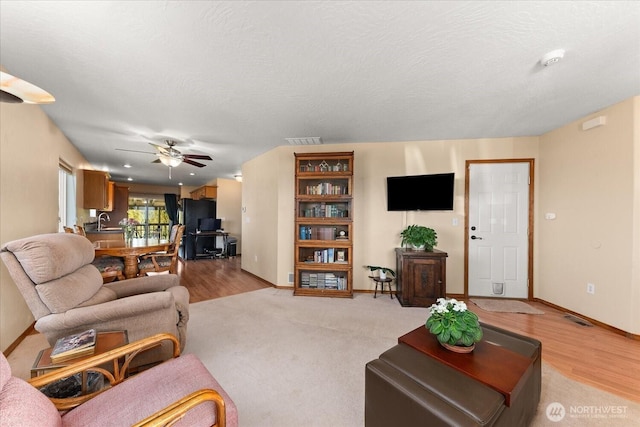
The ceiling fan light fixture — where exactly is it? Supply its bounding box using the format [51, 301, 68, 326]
[0, 71, 55, 104]
[159, 155, 182, 167]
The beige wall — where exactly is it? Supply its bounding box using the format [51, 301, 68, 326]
[241, 149, 284, 283]
[0, 95, 90, 351]
[242, 138, 539, 296]
[241, 96, 639, 335]
[1, 85, 637, 351]
[538, 97, 639, 333]
[214, 178, 243, 254]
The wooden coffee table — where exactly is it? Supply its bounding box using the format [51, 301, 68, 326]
[398, 326, 533, 406]
[31, 331, 129, 378]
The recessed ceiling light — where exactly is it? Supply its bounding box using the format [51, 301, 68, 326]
[189, 172, 195, 176]
[540, 49, 565, 67]
[123, 164, 132, 168]
[127, 177, 133, 181]
[178, 182, 183, 186]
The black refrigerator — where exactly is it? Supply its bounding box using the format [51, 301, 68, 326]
[180, 198, 217, 260]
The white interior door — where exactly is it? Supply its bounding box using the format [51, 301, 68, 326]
[468, 162, 530, 298]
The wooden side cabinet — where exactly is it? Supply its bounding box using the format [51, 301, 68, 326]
[395, 248, 447, 307]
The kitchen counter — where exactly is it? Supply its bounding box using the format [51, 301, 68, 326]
[85, 228, 124, 243]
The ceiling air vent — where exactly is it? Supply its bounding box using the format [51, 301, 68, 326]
[285, 137, 323, 145]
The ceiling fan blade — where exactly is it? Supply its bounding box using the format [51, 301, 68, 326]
[183, 154, 212, 160]
[149, 142, 172, 156]
[183, 158, 207, 168]
[116, 148, 156, 155]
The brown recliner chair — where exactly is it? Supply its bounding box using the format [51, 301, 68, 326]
[1, 233, 189, 366]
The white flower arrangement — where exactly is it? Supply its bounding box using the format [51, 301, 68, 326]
[425, 297, 483, 347]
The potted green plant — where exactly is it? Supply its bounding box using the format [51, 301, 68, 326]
[364, 265, 396, 280]
[425, 298, 483, 352]
[400, 225, 437, 251]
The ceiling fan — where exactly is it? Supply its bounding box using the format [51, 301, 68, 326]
[117, 139, 212, 179]
[150, 140, 212, 168]
[117, 139, 212, 167]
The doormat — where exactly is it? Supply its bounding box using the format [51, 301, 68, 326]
[470, 298, 545, 315]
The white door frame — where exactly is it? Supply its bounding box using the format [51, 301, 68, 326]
[464, 159, 535, 300]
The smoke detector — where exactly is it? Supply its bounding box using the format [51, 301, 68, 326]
[540, 49, 565, 67]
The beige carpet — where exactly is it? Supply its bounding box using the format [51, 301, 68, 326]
[183, 289, 638, 426]
[471, 298, 545, 314]
[9, 289, 639, 426]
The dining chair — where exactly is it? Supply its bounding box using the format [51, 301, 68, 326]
[74, 224, 86, 236]
[92, 254, 126, 282]
[63, 226, 75, 233]
[138, 225, 185, 275]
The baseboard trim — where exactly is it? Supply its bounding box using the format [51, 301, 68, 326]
[446, 293, 465, 300]
[534, 298, 640, 341]
[2, 323, 36, 357]
[240, 268, 277, 288]
[257, 285, 394, 295]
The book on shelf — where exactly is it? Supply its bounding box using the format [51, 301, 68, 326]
[50, 328, 97, 363]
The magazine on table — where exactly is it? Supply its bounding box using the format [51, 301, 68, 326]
[50, 329, 97, 362]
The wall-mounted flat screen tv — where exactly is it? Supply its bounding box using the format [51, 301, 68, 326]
[386, 173, 455, 211]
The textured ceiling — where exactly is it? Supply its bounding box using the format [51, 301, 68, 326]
[1, 1, 639, 186]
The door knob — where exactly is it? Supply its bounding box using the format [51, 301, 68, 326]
[471, 235, 483, 240]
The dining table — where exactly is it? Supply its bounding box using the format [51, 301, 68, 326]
[93, 239, 170, 279]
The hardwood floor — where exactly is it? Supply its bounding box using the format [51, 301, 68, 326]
[177, 255, 640, 403]
[468, 300, 640, 403]
[177, 255, 270, 303]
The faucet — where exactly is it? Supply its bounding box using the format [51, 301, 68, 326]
[98, 212, 110, 231]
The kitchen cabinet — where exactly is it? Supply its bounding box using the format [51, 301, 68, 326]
[103, 185, 129, 225]
[190, 185, 217, 200]
[294, 151, 353, 298]
[395, 248, 447, 307]
[83, 170, 114, 211]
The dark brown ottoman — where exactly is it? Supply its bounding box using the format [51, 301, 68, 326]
[365, 323, 541, 426]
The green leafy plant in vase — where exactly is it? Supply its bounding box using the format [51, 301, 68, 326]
[425, 298, 482, 353]
[364, 265, 396, 280]
[400, 225, 437, 251]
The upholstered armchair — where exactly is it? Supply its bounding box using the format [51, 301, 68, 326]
[1, 233, 189, 366]
[0, 334, 238, 427]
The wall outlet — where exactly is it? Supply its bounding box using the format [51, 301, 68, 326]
[587, 283, 595, 294]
